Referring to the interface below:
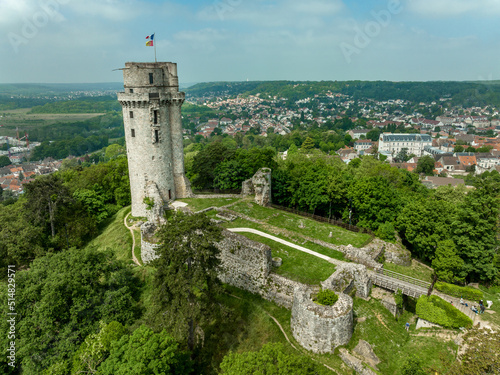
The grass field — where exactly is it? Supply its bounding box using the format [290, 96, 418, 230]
[238, 231, 337, 285]
[384, 260, 434, 283]
[177, 197, 240, 212]
[345, 297, 457, 374]
[0, 108, 105, 136]
[85, 206, 135, 265]
[228, 200, 372, 247]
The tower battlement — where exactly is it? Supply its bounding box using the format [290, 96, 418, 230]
[118, 62, 192, 218]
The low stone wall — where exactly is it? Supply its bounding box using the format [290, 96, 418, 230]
[262, 273, 312, 309]
[291, 285, 353, 353]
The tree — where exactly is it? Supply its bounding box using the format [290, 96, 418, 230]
[150, 212, 224, 351]
[300, 137, 315, 151]
[431, 240, 465, 283]
[71, 321, 128, 374]
[0, 248, 141, 373]
[415, 155, 435, 175]
[399, 354, 426, 375]
[220, 343, 330, 375]
[288, 143, 298, 155]
[192, 142, 234, 189]
[98, 326, 192, 375]
[0, 155, 10, 168]
[454, 145, 465, 152]
[394, 148, 410, 163]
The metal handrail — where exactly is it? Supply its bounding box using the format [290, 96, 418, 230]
[378, 268, 431, 288]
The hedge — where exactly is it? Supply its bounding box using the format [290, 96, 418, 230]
[435, 282, 483, 301]
[416, 295, 472, 329]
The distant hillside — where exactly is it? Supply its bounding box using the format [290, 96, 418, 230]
[185, 80, 500, 107]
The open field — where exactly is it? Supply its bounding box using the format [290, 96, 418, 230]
[0, 108, 105, 136]
[229, 200, 372, 247]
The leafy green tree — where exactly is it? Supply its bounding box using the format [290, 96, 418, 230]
[399, 354, 426, 375]
[192, 142, 234, 189]
[431, 240, 465, 283]
[301, 137, 315, 151]
[394, 148, 410, 163]
[24, 174, 72, 239]
[0, 248, 142, 373]
[0, 202, 45, 272]
[73, 188, 109, 224]
[71, 321, 127, 374]
[415, 155, 435, 175]
[454, 145, 465, 152]
[348, 176, 401, 230]
[99, 325, 192, 375]
[220, 343, 330, 375]
[0, 155, 10, 167]
[150, 212, 224, 351]
[288, 143, 298, 155]
[451, 181, 499, 281]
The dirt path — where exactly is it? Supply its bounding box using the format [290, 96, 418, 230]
[124, 212, 141, 266]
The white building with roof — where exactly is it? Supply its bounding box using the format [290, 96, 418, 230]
[378, 133, 432, 156]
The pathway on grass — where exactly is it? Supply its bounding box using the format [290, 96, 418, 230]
[228, 228, 344, 266]
[124, 212, 141, 267]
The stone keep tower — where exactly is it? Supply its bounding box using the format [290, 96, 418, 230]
[118, 62, 192, 218]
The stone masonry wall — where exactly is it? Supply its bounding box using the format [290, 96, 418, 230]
[217, 229, 273, 294]
[291, 285, 353, 353]
[321, 263, 372, 299]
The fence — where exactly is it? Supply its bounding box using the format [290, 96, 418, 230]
[267, 203, 375, 236]
[193, 189, 242, 195]
[377, 268, 431, 289]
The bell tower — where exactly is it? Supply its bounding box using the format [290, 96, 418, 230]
[117, 62, 192, 218]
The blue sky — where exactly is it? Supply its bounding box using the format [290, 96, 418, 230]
[0, 0, 499, 84]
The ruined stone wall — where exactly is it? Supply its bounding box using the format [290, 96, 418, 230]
[291, 285, 353, 353]
[261, 274, 312, 309]
[321, 263, 373, 299]
[217, 230, 273, 294]
[241, 168, 272, 206]
[140, 235, 161, 264]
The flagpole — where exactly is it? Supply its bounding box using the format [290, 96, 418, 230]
[154, 31, 157, 63]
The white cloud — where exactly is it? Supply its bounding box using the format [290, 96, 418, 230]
[407, 0, 500, 17]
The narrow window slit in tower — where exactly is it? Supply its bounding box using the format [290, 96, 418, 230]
[149, 73, 154, 84]
[154, 110, 158, 124]
[131, 129, 135, 137]
[155, 129, 159, 143]
[168, 190, 172, 200]
[129, 89, 134, 93]
[129, 111, 133, 118]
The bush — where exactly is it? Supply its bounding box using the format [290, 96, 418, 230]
[416, 295, 472, 329]
[376, 222, 396, 241]
[435, 282, 483, 301]
[315, 289, 339, 306]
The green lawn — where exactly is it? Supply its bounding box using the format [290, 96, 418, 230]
[221, 216, 346, 262]
[478, 285, 500, 328]
[86, 206, 135, 265]
[345, 298, 457, 375]
[384, 261, 434, 283]
[236, 232, 337, 285]
[178, 197, 241, 212]
[228, 201, 371, 247]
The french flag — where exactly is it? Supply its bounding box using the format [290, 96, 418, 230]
[146, 34, 154, 40]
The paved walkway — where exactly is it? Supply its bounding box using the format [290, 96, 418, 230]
[124, 212, 141, 266]
[228, 228, 344, 265]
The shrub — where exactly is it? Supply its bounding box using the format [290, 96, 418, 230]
[416, 295, 472, 329]
[435, 282, 483, 301]
[376, 222, 396, 241]
[315, 289, 339, 306]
